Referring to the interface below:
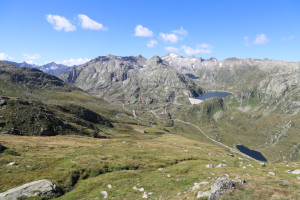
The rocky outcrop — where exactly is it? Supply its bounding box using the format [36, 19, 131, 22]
[197, 176, 246, 200]
[0, 179, 61, 200]
[236, 91, 255, 103]
[0, 97, 113, 137]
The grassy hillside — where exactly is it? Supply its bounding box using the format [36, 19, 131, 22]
[1, 128, 299, 199]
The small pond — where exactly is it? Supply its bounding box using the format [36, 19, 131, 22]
[196, 91, 232, 100]
[236, 145, 267, 162]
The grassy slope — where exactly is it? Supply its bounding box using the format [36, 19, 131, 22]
[0, 126, 300, 200]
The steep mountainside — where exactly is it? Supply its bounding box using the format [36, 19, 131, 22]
[0, 61, 121, 137]
[59, 55, 203, 104]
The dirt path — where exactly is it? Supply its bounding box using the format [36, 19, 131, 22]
[149, 110, 263, 164]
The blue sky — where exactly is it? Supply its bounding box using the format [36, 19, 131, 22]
[0, 0, 299, 65]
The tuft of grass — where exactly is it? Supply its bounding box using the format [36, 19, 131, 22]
[3, 148, 20, 156]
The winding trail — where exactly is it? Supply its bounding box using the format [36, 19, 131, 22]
[149, 110, 263, 164]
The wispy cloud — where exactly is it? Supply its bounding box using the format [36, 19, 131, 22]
[46, 14, 76, 32]
[159, 33, 179, 43]
[253, 34, 269, 45]
[0, 52, 14, 61]
[78, 14, 107, 31]
[164, 46, 179, 53]
[147, 40, 158, 48]
[23, 53, 41, 60]
[181, 44, 213, 55]
[160, 27, 188, 44]
[282, 35, 295, 42]
[57, 58, 91, 66]
[172, 27, 188, 37]
[134, 25, 153, 37]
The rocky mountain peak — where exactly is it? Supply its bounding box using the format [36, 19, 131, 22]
[148, 56, 164, 65]
[208, 57, 218, 62]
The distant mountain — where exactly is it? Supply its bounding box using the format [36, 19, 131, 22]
[59, 54, 203, 104]
[3, 60, 76, 76]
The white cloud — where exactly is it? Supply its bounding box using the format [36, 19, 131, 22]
[0, 52, 14, 61]
[282, 35, 295, 42]
[147, 40, 158, 48]
[23, 53, 41, 60]
[181, 44, 213, 55]
[253, 34, 269, 45]
[57, 58, 91, 66]
[181, 46, 201, 55]
[46, 14, 76, 32]
[78, 14, 107, 31]
[159, 33, 179, 43]
[134, 25, 153, 37]
[164, 46, 179, 53]
[172, 27, 188, 36]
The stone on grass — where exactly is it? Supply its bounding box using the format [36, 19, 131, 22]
[0, 179, 61, 200]
[291, 169, 300, 175]
[268, 172, 275, 176]
[215, 163, 227, 168]
[196, 176, 246, 199]
[206, 164, 213, 169]
[142, 192, 148, 199]
[7, 162, 17, 166]
[192, 181, 209, 191]
[133, 186, 144, 192]
[101, 191, 108, 199]
[107, 184, 112, 189]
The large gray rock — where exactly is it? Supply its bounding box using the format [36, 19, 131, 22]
[197, 176, 246, 200]
[291, 169, 300, 175]
[0, 179, 61, 200]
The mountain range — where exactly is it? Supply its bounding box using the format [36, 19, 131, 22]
[3, 60, 76, 76]
[1, 54, 300, 199]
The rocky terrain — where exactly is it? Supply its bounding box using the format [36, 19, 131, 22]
[59, 55, 203, 104]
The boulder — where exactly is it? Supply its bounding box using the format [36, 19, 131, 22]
[197, 176, 246, 200]
[0, 179, 61, 200]
[291, 169, 300, 175]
